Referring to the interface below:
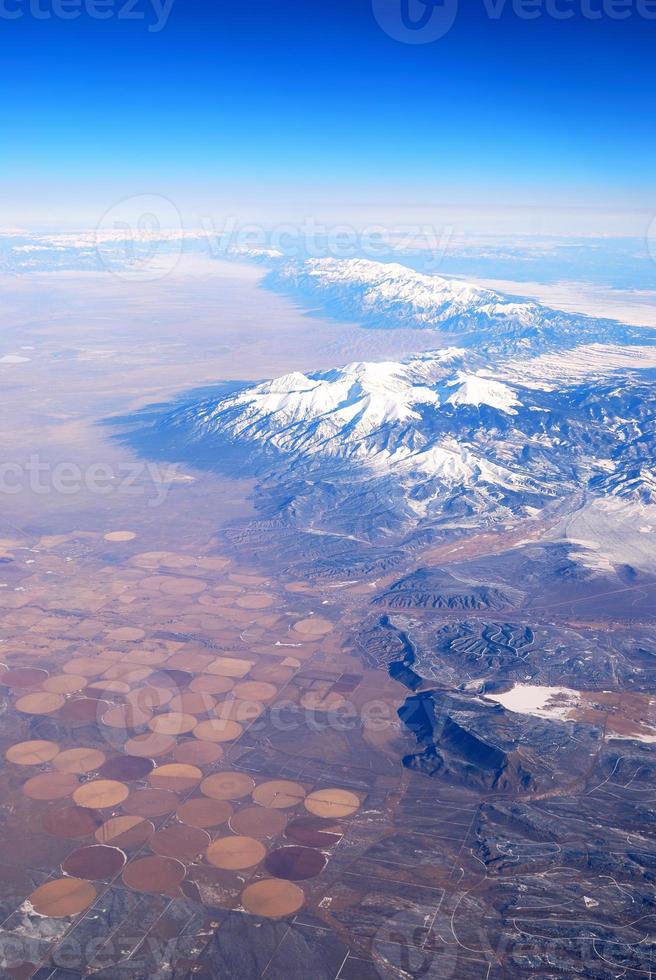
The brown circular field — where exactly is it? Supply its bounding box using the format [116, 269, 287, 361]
[43, 805, 103, 840]
[206, 835, 266, 871]
[300, 691, 346, 712]
[150, 824, 210, 862]
[216, 699, 264, 723]
[95, 815, 154, 848]
[73, 779, 129, 809]
[1, 666, 49, 689]
[122, 855, 185, 894]
[105, 626, 145, 642]
[241, 879, 304, 918]
[304, 788, 360, 818]
[103, 665, 152, 685]
[166, 652, 214, 673]
[23, 772, 78, 801]
[251, 780, 306, 810]
[148, 712, 197, 736]
[127, 685, 174, 710]
[159, 577, 207, 597]
[200, 771, 255, 801]
[206, 657, 252, 678]
[193, 719, 243, 743]
[53, 748, 106, 775]
[62, 844, 126, 879]
[61, 698, 111, 725]
[86, 680, 130, 697]
[284, 816, 343, 848]
[230, 573, 267, 586]
[250, 664, 295, 684]
[98, 755, 155, 781]
[232, 681, 277, 702]
[42, 674, 87, 694]
[189, 675, 234, 696]
[176, 797, 233, 829]
[292, 617, 333, 637]
[235, 593, 274, 609]
[6, 739, 59, 766]
[229, 806, 288, 839]
[64, 657, 113, 678]
[29, 877, 97, 917]
[173, 740, 224, 767]
[149, 763, 202, 792]
[169, 692, 216, 715]
[264, 845, 327, 880]
[15, 691, 64, 715]
[104, 530, 136, 542]
[123, 788, 178, 818]
[125, 732, 176, 758]
[102, 704, 152, 730]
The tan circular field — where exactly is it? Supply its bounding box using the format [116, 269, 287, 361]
[102, 704, 153, 730]
[176, 797, 233, 829]
[159, 577, 207, 597]
[189, 674, 234, 696]
[74, 779, 129, 809]
[235, 593, 274, 609]
[127, 685, 173, 711]
[148, 763, 202, 793]
[206, 835, 266, 870]
[87, 680, 131, 696]
[148, 712, 197, 736]
[64, 657, 113, 678]
[105, 626, 146, 642]
[304, 788, 361, 818]
[104, 531, 137, 542]
[229, 806, 288, 839]
[24, 772, 79, 801]
[241, 878, 304, 917]
[206, 657, 253, 678]
[94, 815, 154, 848]
[124, 732, 176, 758]
[6, 739, 59, 766]
[169, 692, 216, 715]
[192, 719, 243, 743]
[53, 748, 106, 775]
[251, 780, 306, 810]
[292, 617, 333, 637]
[300, 691, 346, 712]
[15, 691, 65, 715]
[232, 680, 277, 702]
[29, 877, 97, 917]
[200, 771, 255, 801]
[42, 674, 87, 694]
[122, 855, 185, 894]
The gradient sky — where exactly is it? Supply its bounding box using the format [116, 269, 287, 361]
[3, 0, 656, 231]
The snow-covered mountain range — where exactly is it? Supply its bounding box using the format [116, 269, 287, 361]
[149, 256, 656, 569]
[268, 257, 640, 354]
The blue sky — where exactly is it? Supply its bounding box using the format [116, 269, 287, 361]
[3, 0, 656, 232]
